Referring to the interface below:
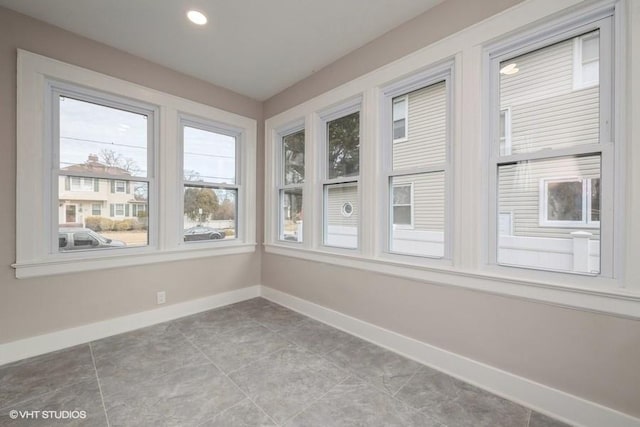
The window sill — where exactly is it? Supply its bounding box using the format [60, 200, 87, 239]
[263, 243, 640, 319]
[13, 243, 257, 279]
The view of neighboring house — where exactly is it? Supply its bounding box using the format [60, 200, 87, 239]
[58, 154, 147, 226]
[497, 31, 601, 274]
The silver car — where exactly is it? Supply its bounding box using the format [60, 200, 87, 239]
[58, 228, 126, 251]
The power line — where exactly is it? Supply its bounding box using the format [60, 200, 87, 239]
[60, 136, 146, 150]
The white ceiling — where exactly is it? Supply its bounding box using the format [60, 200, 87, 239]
[0, 0, 443, 100]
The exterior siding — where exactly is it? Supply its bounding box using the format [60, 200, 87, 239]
[393, 81, 446, 169]
[326, 184, 358, 227]
[498, 155, 600, 239]
[393, 172, 444, 231]
[499, 33, 601, 239]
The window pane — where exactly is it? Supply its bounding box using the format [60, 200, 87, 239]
[499, 32, 599, 154]
[59, 96, 148, 177]
[497, 155, 600, 274]
[393, 97, 407, 140]
[283, 130, 305, 185]
[324, 184, 358, 248]
[328, 112, 360, 179]
[183, 186, 236, 242]
[390, 173, 444, 258]
[547, 181, 583, 221]
[58, 178, 149, 251]
[392, 81, 446, 170]
[280, 189, 303, 242]
[582, 34, 599, 63]
[184, 126, 236, 185]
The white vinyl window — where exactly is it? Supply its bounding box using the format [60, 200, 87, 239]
[54, 86, 153, 251]
[490, 17, 613, 276]
[322, 103, 361, 250]
[392, 95, 408, 142]
[15, 50, 257, 278]
[383, 64, 452, 259]
[181, 117, 240, 243]
[278, 127, 305, 243]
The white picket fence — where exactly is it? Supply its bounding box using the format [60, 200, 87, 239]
[325, 225, 600, 273]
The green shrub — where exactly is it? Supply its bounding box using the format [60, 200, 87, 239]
[85, 216, 102, 231]
[114, 219, 135, 231]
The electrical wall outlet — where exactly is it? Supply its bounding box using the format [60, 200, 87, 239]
[156, 291, 166, 305]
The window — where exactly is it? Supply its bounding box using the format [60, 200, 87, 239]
[16, 51, 257, 278]
[69, 177, 96, 192]
[573, 32, 599, 90]
[56, 91, 151, 250]
[386, 74, 450, 258]
[392, 95, 408, 142]
[278, 128, 304, 242]
[540, 177, 600, 227]
[323, 108, 360, 249]
[181, 119, 239, 243]
[492, 19, 612, 276]
[392, 184, 413, 228]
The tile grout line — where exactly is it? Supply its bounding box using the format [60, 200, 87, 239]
[176, 329, 281, 427]
[194, 397, 250, 427]
[89, 342, 111, 427]
[224, 343, 297, 377]
[392, 368, 420, 397]
[280, 375, 352, 425]
[527, 408, 532, 427]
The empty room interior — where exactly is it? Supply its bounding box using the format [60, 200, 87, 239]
[1, 0, 639, 426]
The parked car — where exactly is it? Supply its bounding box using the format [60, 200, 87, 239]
[58, 228, 126, 251]
[183, 225, 225, 241]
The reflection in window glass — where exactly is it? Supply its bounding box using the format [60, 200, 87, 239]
[327, 112, 359, 179]
[59, 96, 148, 177]
[58, 178, 149, 251]
[280, 189, 303, 242]
[183, 126, 236, 185]
[183, 186, 236, 242]
[392, 96, 407, 141]
[283, 130, 305, 185]
[497, 155, 600, 273]
[499, 31, 600, 155]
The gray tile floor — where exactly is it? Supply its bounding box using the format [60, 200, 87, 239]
[0, 298, 572, 426]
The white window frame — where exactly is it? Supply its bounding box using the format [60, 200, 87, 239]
[113, 203, 126, 217]
[539, 177, 600, 228]
[486, 10, 616, 279]
[573, 32, 600, 90]
[319, 99, 362, 251]
[70, 177, 94, 192]
[381, 61, 453, 260]
[391, 183, 414, 229]
[178, 115, 242, 246]
[264, 0, 637, 318]
[114, 180, 127, 193]
[91, 203, 101, 216]
[392, 95, 408, 143]
[276, 122, 305, 244]
[15, 50, 256, 278]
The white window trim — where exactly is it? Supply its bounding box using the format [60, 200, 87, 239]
[276, 123, 305, 244]
[539, 177, 601, 228]
[265, 0, 638, 319]
[485, 6, 617, 279]
[392, 95, 409, 143]
[113, 203, 125, 217]
[391, 183, 414, 229]
[91, 203, 102, 216]
[70, 177, 94, 192]
[15, 50, 256, 278]
[114, 180, 127, 193]
[573, 32, 600, 90]
[319, 99, 362, 251]
[178, 115, 243, 246]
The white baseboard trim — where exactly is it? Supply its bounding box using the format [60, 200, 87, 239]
[260, 285, 640, 427]
[0, 285, 261, 366]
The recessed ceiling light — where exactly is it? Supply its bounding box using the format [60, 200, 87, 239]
[500, 63, 519, 75]
[187, 10, 207, 25]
